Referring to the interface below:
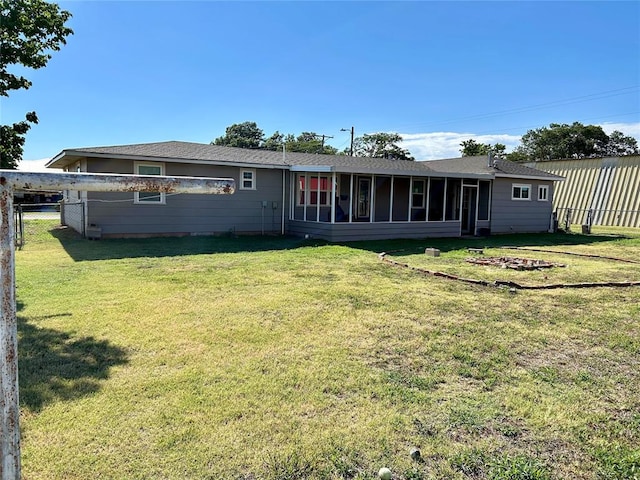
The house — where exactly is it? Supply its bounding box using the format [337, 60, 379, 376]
[46, 141, 563, 241]
[525, 155, 640, 228]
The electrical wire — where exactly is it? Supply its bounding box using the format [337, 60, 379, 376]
[381, 86, 640, 132]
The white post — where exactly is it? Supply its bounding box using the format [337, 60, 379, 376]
[1, 182, 19, 480]
[0, 170, 235, 480]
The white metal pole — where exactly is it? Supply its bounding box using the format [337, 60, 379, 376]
[1, 182, 19, 480]
[0, 170, 235, 480]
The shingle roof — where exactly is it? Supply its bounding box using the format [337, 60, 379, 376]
[493, 159, 564, 179]
[424, 156, 563, 180]
[48, 141, 562, 180]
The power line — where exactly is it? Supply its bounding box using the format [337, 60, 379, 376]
[384, 85, 640, 132]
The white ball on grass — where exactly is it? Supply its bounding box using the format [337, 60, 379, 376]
[378, 467, 392, 480]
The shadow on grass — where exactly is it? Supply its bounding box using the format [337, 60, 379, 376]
[48, 225, 627, 261]
[50, 226, 314, 261]
[17, 300, 128, 411]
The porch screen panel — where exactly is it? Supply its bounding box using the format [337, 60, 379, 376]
[478, 181, 491, 221]
[428, 178, 445, 221]
[374, 176, 391, 222]
[392, 177, 410, 221]
[445, 178, 462, 221]
[337, 174, 351, 222]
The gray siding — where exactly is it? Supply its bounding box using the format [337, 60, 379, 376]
[85, 158, 284, 237]
[288, 220, 461, 242]
[490, 178, 554, 233]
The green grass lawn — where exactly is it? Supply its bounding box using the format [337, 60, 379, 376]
[15, 223, 640, 479]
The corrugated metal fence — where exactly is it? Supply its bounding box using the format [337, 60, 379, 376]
[527, 156, 640, 228]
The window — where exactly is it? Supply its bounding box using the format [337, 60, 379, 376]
[538, 185, 549, 201]
[135, 162, 165, 204]
[298, 174, 331, 206]
[512, 183, 531, 201]
[411, 179, 426, 208]
[240, 169, 256, 190]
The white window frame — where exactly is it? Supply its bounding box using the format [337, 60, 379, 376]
[512, 183, 531, 201]
[297, 174, 331, 207]
[134, 162, 165, 204]
[411, 178, 426, 208]
[240, 169, 256, 190]
[538, 185, 549, 202]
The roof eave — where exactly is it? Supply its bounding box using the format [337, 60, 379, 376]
[49, 150, 289, 170]
[495, 173, 565, 181]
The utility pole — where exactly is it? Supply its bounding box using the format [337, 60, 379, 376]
[319, 134, 333, 149]
[341, 126, 355, 156]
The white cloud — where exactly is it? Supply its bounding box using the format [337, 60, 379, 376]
[17, 158, 55, 172]
[400, 132, 522, 161]
[598, 121, 640, 139]
[400, 122, 640, 161]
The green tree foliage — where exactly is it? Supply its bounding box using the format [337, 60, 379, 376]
[460, 139, 506, 158]
[212, 121, 265, 149]
[509, 122, 638, 161]
[215, 123, 338, 154]
[349, 132, 414, 160]
[1, 112, 38, 169]
[603, 130, 639, 157]
[0, 0, 73, 169]
[281, 132, 338, 155]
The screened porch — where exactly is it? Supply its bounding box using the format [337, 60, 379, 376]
[289, 171, 492, 237]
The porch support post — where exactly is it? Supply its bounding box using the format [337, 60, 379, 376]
[369, 175, 375, 223]
[389, 176, 394, 223]
[330, 172, 336, 224]
[316, 173, 320, 222]
[408, 176, 413, 222]
[349, 174, 353, 223]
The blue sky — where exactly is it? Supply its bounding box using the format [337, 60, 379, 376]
[4, 0, 639, 171]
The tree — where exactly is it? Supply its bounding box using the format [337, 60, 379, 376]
[282, 132, 338, 155]
[349, 132, 414, 161]
[1, 0, 73, 168]
[218, 125, 339, 154]
[212, 121, 265, 149]
[460, 139, 506, 158]
[514, 122, 610, 161]
[1, 112, 38, 169]
[603, 130, 639, 157]
[263, 131, 285, 151]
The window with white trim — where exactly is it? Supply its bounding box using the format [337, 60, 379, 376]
[512, 183, 531, 201]
[134, 162, 165, 204]
[240, 169, 256, 190]
[297, 174, 331, 206]
[411, 179, 426, 208]
[538, 185, 549, 201]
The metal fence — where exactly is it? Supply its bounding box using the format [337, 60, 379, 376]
[556, 206, 640, 231]
[14, 203, 63, 249]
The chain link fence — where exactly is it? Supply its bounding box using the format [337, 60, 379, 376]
[556, 207, 640, 232]
[15, 201, 87, 248]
